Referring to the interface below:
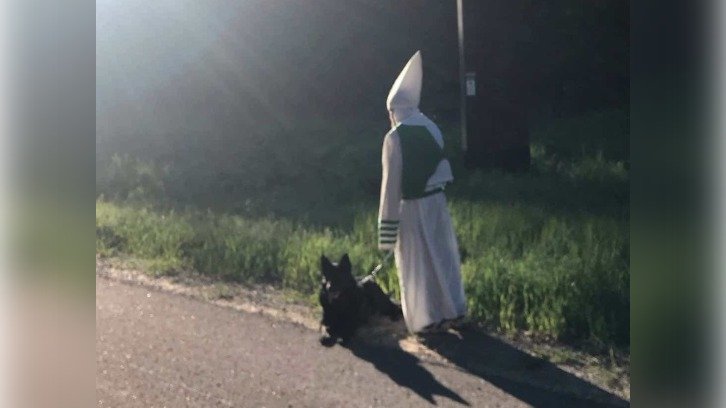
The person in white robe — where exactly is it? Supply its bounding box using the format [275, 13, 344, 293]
[378, 51, 467, 334]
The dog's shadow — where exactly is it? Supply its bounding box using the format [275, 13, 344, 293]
[343, 339, 470, 406]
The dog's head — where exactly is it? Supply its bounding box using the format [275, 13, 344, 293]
[320, 253, 356, 302]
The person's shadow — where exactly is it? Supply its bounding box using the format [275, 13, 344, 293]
[417, 329, 630, 407]
[344, 340, 470, 406]
[341, 325, 629, 407]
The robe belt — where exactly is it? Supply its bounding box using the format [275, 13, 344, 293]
[402, 186, 444, 201]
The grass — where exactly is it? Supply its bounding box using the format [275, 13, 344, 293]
[96, 195, 628, 349]
[96, 107, 629, 352]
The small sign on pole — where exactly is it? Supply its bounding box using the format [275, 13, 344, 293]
[465, 72, 476, 96]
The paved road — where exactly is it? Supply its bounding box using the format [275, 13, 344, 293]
[96, 277, 628, 407]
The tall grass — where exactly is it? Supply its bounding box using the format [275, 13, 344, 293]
[453, 201, 628, 346]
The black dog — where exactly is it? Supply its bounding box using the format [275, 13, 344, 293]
[319, 254, 402, 346]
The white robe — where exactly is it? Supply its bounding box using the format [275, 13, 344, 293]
[378, 112, 467, 333]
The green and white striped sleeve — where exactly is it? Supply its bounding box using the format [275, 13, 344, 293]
[378, 131, 402, 250]
[378, 219, 399, 249]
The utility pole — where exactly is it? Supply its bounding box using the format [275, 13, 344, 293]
[455, 0, 531, 172]
[456, 0, 467, 154]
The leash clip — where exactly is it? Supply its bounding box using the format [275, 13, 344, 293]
[361, 251, 394, 282]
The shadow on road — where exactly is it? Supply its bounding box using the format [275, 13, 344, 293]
[344, 341, 470, 406]
[418, 330, 629, 408]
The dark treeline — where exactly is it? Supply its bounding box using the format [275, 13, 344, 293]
[463, 0, 628, 119]
[97, 0, 627, 155]
[96, 0, 629, 217]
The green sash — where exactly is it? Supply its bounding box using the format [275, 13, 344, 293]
[397, 125, 446, 199]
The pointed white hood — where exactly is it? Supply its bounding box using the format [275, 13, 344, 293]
[386, 51, 423, 124]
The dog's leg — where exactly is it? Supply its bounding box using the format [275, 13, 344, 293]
[360, 280, 402, 321]
[319, 321, 339, 347]
[319, 335, 337, 347]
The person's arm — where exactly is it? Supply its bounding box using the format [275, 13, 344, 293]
[378, 132, 402, 250]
